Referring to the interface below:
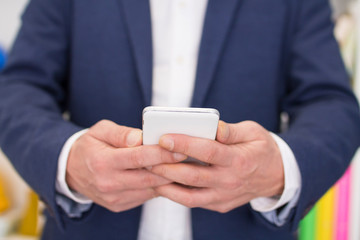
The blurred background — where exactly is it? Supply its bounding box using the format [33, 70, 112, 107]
[0, 0, 359, 239]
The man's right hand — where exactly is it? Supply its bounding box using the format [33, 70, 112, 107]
[65, 120, 186, 212]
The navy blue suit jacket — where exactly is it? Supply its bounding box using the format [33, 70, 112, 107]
[1, 0, 360, 239]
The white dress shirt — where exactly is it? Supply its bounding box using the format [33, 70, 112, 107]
[56, 1, 302, 239]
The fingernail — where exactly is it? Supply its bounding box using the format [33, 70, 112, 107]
[160, 136, 174, 150]
[127, 130, 142, 147]
[173, 153, 187, 161]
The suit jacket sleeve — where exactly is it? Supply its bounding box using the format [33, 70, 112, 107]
[0, 0, 81, 230]
[276, 0, 360, 231]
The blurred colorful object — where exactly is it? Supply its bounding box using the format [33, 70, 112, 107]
[298, 7, 359, 240]
[0, 176, 10, 213]
[0, 46, 5, 69]
[18, 190, 39, 236]
[335, 169, 351, 240]
[299, 206, 317, 240]
[0, 47, 10, 214]
[315, 187, 336, 240]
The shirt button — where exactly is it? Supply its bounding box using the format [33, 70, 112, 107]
[178, 1, 186, 8]
[176, 56, 184, 65]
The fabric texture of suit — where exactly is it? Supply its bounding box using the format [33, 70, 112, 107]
[0, 0, 359, 239]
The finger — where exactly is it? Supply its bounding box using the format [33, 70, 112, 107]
[113, 169, 172, 190]
[154, 184, 218, 208]
[90, 119, 142, 148]
[109, 199, 149, 213]
[92, 169, 171, 193]
[159, 134, 232, 166]
[202, 193, 253, 213]
[216, 120, 266, 145]
[105, 145, 187, 170]
[119, 188, 159, 203]
[94, 188, 157, 212]
[151, 163, 218, 188]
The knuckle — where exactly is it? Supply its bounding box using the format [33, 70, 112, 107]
[148, 188, 159, 198]
[99, 119, 111, 127]
[103, 195, 118, 206]
[76, 133, 89, 146]
[96, 179, 113, 193]
[187, 169, 201, 185]
[183, 196, 197, 208]
[232, 151, 246, 167]
[182, 140, 191, 155]
[242, 160, 257, 176]
[158, 165, 168, 177]
[92, 119, 110, 131]
[247, 122, 258, 133]
[105, 202, 127, 213]
[73, 135, 93, 159]
[159, 148, 172, 163]
[246, 121, 264, 137]
[113, 131, 125, 146]
[142, 174, 156, 187]
[117, 179, 128, 190]
[112, 206, 126, 213]
[223, 177, 240, 190]
[118, 126, 134, 146]
[217, 205, 231, 214]
[130, 148, 145, 168]
[159, 148, 167, 163]
[107, 206, 121, 213]
[204, 147, 217, 164]
[88, 157, 105, 173]
[245, 120, 260, 129]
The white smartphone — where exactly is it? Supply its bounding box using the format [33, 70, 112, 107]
[142, 106, 220, 164]
[142, 106, 220, 144]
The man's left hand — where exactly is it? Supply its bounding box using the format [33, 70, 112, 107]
[150, 120, 285, 213]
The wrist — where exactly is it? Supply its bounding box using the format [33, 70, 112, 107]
[250, 133, 301, 212]
[56, 129, 92, 204]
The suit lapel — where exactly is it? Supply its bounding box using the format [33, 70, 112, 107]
[118, 0, 153, 106]
[191, 0, 242, 107]
[118, 0, 241, 107]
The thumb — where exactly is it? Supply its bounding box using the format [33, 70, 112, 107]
[216, 120, 265, 144]
[89, 120, 142, 148]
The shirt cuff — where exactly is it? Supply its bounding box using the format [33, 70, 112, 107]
[250, 132, 302, 212]
[56, 193, 93, 218]
[55, 129, 93, 204]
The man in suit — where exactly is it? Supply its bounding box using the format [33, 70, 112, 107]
[0, 0, 359, 239]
